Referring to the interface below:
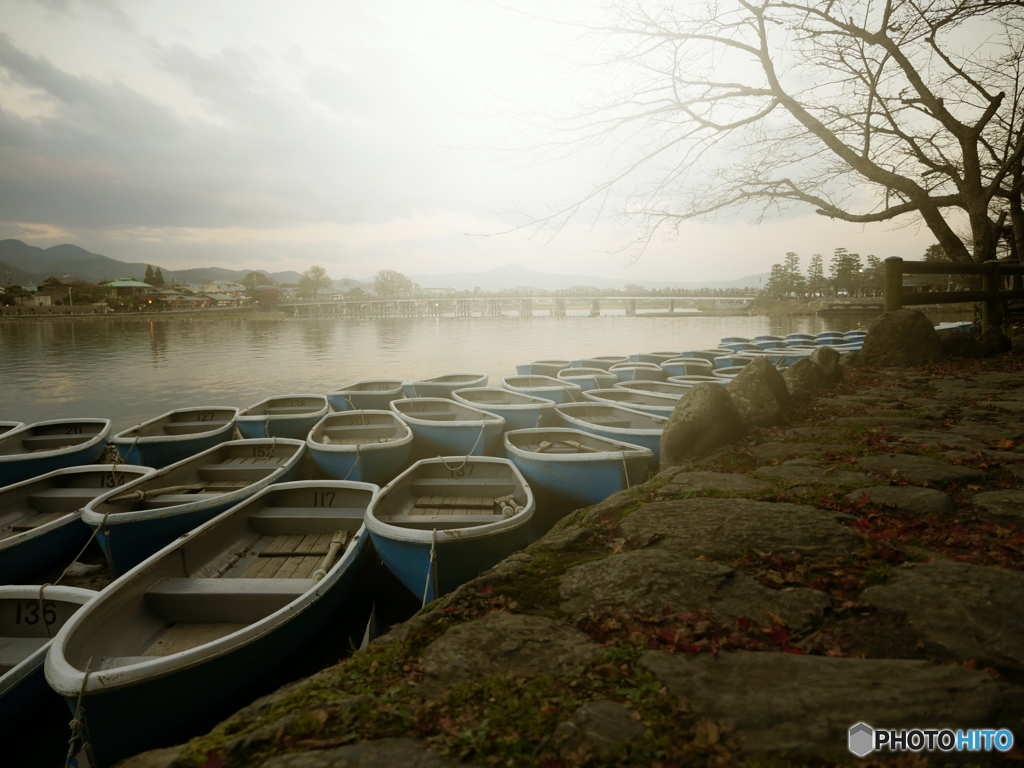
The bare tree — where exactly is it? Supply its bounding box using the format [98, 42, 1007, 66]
[374, 269, 414, 298]
[511, 0, 1024, 264]
[298, 265, 333, 298]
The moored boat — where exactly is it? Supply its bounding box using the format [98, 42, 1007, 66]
[390, 398, 505, 460]
[452, 388, 556, 431]
[504, 428, 651, 531]
[326, 380, 404, 412]
[236, 395, 329, 440]
[631, 351, 683, 364]
[366, 457, 534, 603]
[0, 464, 154, 584]
[582, 388, 679, 416]
[46, 480, 376, 768]
[502, 375, 583, 404]
[608, 362, 667, 382]
[401, 373, 488, 399]
[556, 367, 619, 391]
[667, 375, 729, 388]
[514, 360, 571, 377]
[81, 439, 305, 576]
[0, 419, 112, 487]
[570, 355, 629, 370]
[614, 380, 690, 397]
[111, 407, 239, 469]
[659, 357, 714, 377]
[0, 585, 95, 728]
[306, 411, 413, 485]
[0, 423, 23, 438]
[553, 402, 666, 471]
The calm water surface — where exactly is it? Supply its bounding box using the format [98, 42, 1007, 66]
[0, 311, 937, 432]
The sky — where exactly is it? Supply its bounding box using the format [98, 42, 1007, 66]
[0, 0, 946, 283]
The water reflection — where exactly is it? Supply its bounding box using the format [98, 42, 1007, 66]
[0, 310, 968, 432]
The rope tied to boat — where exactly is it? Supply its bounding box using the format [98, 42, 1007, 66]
[421, 528, 438, 608]
[621, 451, 631, 489]
[342, 443, 361, 481]
[65, 657, 93, 767]
[438, 423, 485, 473]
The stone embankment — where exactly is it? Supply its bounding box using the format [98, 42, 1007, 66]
[122, 310, 1024, 768]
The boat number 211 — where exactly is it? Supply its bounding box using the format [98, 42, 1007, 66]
[15, 601, 57, 625]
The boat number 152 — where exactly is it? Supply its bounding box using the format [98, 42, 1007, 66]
[15, 601, 57, 625]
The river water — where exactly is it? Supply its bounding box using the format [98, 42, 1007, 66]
[0, 310, 962, 431]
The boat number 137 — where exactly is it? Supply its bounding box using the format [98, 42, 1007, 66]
[15, 601, 57, 625]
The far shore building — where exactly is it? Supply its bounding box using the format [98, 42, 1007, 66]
[101, 278, 155, 298]
[202, 292, 246, 307]
[202, 281, 247, 297]
[148, 290, 211, 309]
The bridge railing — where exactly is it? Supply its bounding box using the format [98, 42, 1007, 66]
[883, 256, 1024, 329]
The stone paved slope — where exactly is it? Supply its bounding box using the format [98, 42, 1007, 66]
[121, 360, 1024, 768]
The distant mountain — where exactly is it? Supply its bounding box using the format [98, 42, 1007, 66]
[0, 240, 301, 286]
[370, 263, 766, 292]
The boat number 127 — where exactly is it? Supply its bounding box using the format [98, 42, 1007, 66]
[15, 601, 57, 625]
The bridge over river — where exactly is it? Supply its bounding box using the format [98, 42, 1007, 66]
[278, 295, 755, 318]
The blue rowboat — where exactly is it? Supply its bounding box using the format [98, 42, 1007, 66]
[720, 336, 752, 344]
[504, 428, 651, 531]
[608, 362, 667, 382]
[0, 585, 94, 729]
[752, 340, 787, 349]
[0, 419, 112, 487]
[325, 379, 404, 412]
[713, 354, 756, 369]
[785, 334, 816, 344]
[502, 375, 583, 404]
[46, 479, 376, 768]
[666, 375, 729, 388]
[401, 373, 488, 399]
[754, 335, 785, 342]
[391, 398, 505, 461]
[631, 351, 683, 364]
[236, 395, 328, 439]
[582, 388, 679, 416]
[514, 360, 571, 377]
[0, 423, 23, 438]
[81, 439, 305, 576]
[681, 349, 732, 363]
[556, 367, 619, 392]
[0, 464, 154, 585]
[366, 457, 534, 603]
[569, 355, 629, 370]
[718, 342, 760, 352]
[553, 402, 666, 471]
[111, 407, 239, 468]
[451, 388, 556, 431]
[659, 357, 714, 377]
[306, 410, 412, 485]
[713, 367, 746, 380]
[614, 380, 690, 398]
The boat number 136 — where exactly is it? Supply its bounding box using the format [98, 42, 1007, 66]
[15, 601, 57, 625]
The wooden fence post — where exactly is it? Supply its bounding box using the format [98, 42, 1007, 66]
[884, 257, 903, 312]
[983, 260, 999, 330]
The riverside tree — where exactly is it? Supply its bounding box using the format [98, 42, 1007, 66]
[374, 269, 415, 298]
[298, 265, 333, 298]
[515, 1, 1024, 264]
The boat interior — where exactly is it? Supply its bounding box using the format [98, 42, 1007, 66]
[93, 444, 298, 514]
[346, 380, 403, 392]
[241, 396, 327, 418]
[373, 461, 524, 530]
[393, 400, 501, 423]
[457, 389, 549, 406]
[66, 484, 371, 670]
[0, 467, 149, 541]
[557, 404, 665, 429]
[312, 412, 409, 445]
[119, 408, 238, 438]
[506, 429, 624, 455]
[0, 422, 106, 457]
[0, 592, 87, 676]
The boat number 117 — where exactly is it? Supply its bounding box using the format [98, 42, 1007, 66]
[15, 601, 57, 625]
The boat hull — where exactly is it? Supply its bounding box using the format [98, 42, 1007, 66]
[0, 420, 111, 487]
[113, 429, 233, 469]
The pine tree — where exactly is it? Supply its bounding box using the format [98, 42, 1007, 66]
[153, 268, 165, 287]
[807, 254, 825, 297]
[144, 265, 155, 284]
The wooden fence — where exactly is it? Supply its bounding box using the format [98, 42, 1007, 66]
[883, 256, 1024, 329]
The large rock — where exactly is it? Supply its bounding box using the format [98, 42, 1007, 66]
[855, 454, 987, 484]
[781, 358, 825, 401]
[844, 485, 957, 516]
[660, 470, 770, 494]
[861, 308, 943, 366]
[809, 346, 843, 386]
[659, 383, 745, 470]
[639, 651, 1006, 758]
[728, 357, 791, 428]
[559, 550, 830, 628]
[938, 329, 984, 359]
[618, 498, 860, 559]
[419, 612, 602, 687]
[755, 461, 872, 485]
[979, 326, 1012, 357]
[972, 490, 1024, 520]
[861, 559, 1024, 671]
[554, 701, 646, 754]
